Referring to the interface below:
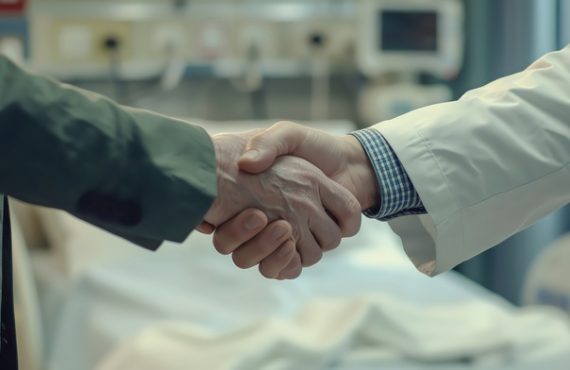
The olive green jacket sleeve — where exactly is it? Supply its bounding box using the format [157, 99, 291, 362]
[0, 56, 217, 250]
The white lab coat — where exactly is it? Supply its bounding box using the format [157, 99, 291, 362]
[373, 46, 570, 276]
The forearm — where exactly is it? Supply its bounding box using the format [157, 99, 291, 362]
[372, 46, 570, 275]
[0, 56, 217, 246]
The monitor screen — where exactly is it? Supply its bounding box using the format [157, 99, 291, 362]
[379, 10, 438, 52]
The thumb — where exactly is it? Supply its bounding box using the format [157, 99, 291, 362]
[239, 121, 308, 174]
[238, 148, 279, 174]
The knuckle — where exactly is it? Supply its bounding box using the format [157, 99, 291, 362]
[289, 268, 302, 279]
[259, 243, 296, 279]
[300, 201, 321, 217]
[259, 264, 276, 279]
[276, 243, 296, 264]
[247, 133, 265, 148]
[272, 221, 293, 240]
[232, 253, 253, 270]
[350, 213, 363, 235]
[283, 263, 302, 280]
[301, 248, 322, 267]
[342, 197, 362, 237]
[258, 242, 275, 256]
[281, 241, 297, 256]
[273, 120, 296, 130]
[322, 232, 342, 252]
[346, 194, 361, 216]
[213, 235, 232, 255]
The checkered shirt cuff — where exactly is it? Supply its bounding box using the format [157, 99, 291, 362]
[350, 128, 426, 221]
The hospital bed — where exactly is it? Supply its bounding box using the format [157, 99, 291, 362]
[11, 120, 570, 370]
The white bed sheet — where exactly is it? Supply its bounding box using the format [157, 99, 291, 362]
[30, 217, 570, 370]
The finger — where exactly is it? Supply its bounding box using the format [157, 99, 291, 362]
[259, 239, 297, 279]
[319, 179, 362, 237]
[196, 222, 215, 234]
[212, 209, 268, 255]
[232, 220, 293, 269]
[278, 253, 302, 280]
[297, 229, 323, 267]
[238, 121, 310, 174]
[308, 212, 342, 252]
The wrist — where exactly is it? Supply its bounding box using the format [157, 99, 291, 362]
[207, 135, 241, 224]
[340, 135, 380, 210]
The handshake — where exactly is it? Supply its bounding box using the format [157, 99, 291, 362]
[198, 122, 380, 280]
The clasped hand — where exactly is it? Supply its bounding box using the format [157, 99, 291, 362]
[199, 123, 379, 280]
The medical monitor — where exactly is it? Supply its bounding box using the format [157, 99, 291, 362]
[358, 0, 463, 78]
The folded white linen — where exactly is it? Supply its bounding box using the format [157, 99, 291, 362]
[44, 218, 570, 370]
[97, 294, 570, 370]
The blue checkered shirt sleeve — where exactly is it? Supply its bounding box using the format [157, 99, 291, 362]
[351, 128, 426, 220]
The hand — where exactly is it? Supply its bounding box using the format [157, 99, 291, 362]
[210, 122, 380, 279]
[239, 121, 379, 209]
[202, 130, 362, 278]
[203, 208, 303, 279]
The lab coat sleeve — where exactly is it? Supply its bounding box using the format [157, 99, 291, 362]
[0, 56, 217, 250]
[372, 46, 570, 276]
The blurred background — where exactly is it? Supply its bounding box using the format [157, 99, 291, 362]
[3, 1, 570, 369]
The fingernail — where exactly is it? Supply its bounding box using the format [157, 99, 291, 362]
[242, 149, 260, 162]
[245, 215, 265, 230]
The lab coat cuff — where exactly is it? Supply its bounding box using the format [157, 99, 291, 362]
[371, 118, 463, 276]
